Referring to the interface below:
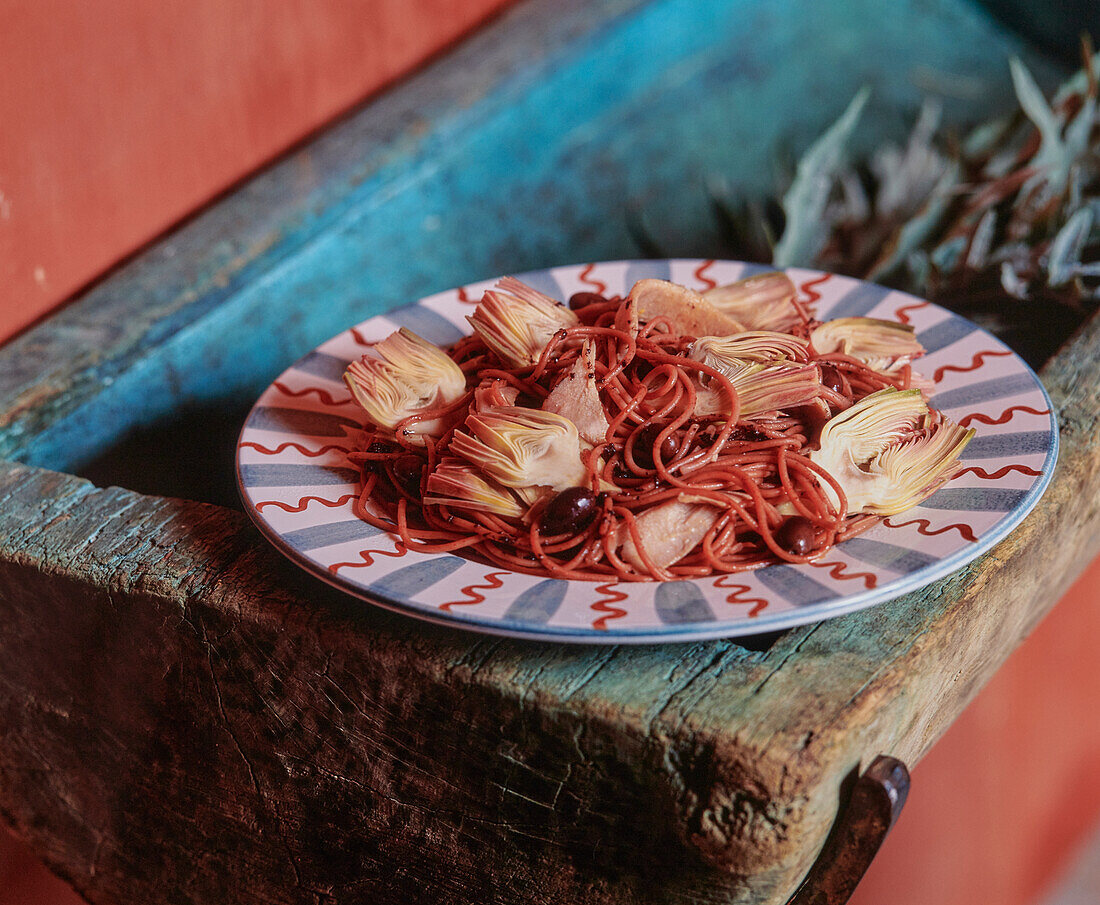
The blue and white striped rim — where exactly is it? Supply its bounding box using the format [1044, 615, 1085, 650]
[236, 260, 1059, 644]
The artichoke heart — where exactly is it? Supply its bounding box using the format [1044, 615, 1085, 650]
[691, 331, 811, 366]
[450, 406, 587, 492]
[703, 271, 802, 332]
[468, 276, 579, 367]
[695, 358, 824, 418]
[343, 328, 466, 442]
[423, 458, 525, 519]
[867, 422, 975, 515]
[809, 387, 974, 515]
[816, 387, 926, 463]
[810, 317, 925, 373]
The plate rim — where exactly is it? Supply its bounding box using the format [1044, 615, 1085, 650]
[236, 258, 1060, 644]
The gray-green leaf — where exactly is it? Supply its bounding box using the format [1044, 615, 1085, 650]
[773, 88, 870, 268]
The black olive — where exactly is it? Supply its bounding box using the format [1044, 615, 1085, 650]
[393, 453, 425, 496]
[515, 392, 543, 409]
[540, 487, 600, 535]
[776, 517, 816, 556]
[821, 366, 844, 394]
[632, 424, 678, 468]
[568, 291, 607, 310]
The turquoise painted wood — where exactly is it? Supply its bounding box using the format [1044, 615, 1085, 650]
[0, 0, 1059, 475]
[0, 2, 1090, 905]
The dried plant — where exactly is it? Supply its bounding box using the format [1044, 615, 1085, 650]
[701, 42, 1100, 366]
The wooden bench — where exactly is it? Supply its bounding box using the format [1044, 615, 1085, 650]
[0, 1, 1088, 902]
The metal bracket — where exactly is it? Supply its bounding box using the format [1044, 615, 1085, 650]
[788, 755, 911, 905]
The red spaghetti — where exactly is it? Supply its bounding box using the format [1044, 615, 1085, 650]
[342, 275, 971, 582]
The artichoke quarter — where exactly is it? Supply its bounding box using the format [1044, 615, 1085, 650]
[450, 406, 587, 494]
[423, 458, 525, 519]
[809, 387, 974, 516]
[810, 317, 925, 375]
[343, 327, 467, 443]
[702, 271, 803, 332]
[468, 276, 579, 367]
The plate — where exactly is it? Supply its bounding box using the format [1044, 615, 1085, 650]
[236, 260, 1058, 643]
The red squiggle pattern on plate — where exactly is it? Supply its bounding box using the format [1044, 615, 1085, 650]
[958, 405, 1050, 427]
[712, 576, 768, 617]
[274, 381, 353, 407]
[457, 286, 476, 305]
[798, 273, 831, 308]
[329, 540, 410, 573]
[932, 350, 1012, 384]
[893, 300, 930, 325]
[441, 571, 509, 612]
[350, 326, 379, 348]
[240, 440, 351, 458]
[255, 493, 357, 513]
[810, 560, 877, 589]
[591, 582, 628, 630]
[883, 516, 977, 543]
[957, 463, 1042, 480]
[579, 263, 607, 295]
[693, 259, 717, 290]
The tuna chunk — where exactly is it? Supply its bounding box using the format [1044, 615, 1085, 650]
[619, 500, 721, 571]
[543, 342, 610, 445]
[630, 279, 745, 338]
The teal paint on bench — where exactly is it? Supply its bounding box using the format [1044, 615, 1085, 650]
[0, 0, 1061, 477]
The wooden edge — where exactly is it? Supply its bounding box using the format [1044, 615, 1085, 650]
[711, 308, 1100, 893]
[0, 0, 1084, 899]
[0, 459, 764, 903]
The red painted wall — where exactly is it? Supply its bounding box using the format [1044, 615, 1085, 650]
[0, 826, 81, 905]
[851, 556, 1100, 905]
[0, 0, 512, 339]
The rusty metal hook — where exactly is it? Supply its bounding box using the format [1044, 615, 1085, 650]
[788, 755, 911, 905]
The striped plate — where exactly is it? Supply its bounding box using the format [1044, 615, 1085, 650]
[236, 260, 1058, 644]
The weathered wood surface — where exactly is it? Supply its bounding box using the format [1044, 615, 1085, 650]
[2, 313, 1097, 905]
[0, 0, 1085, 903]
